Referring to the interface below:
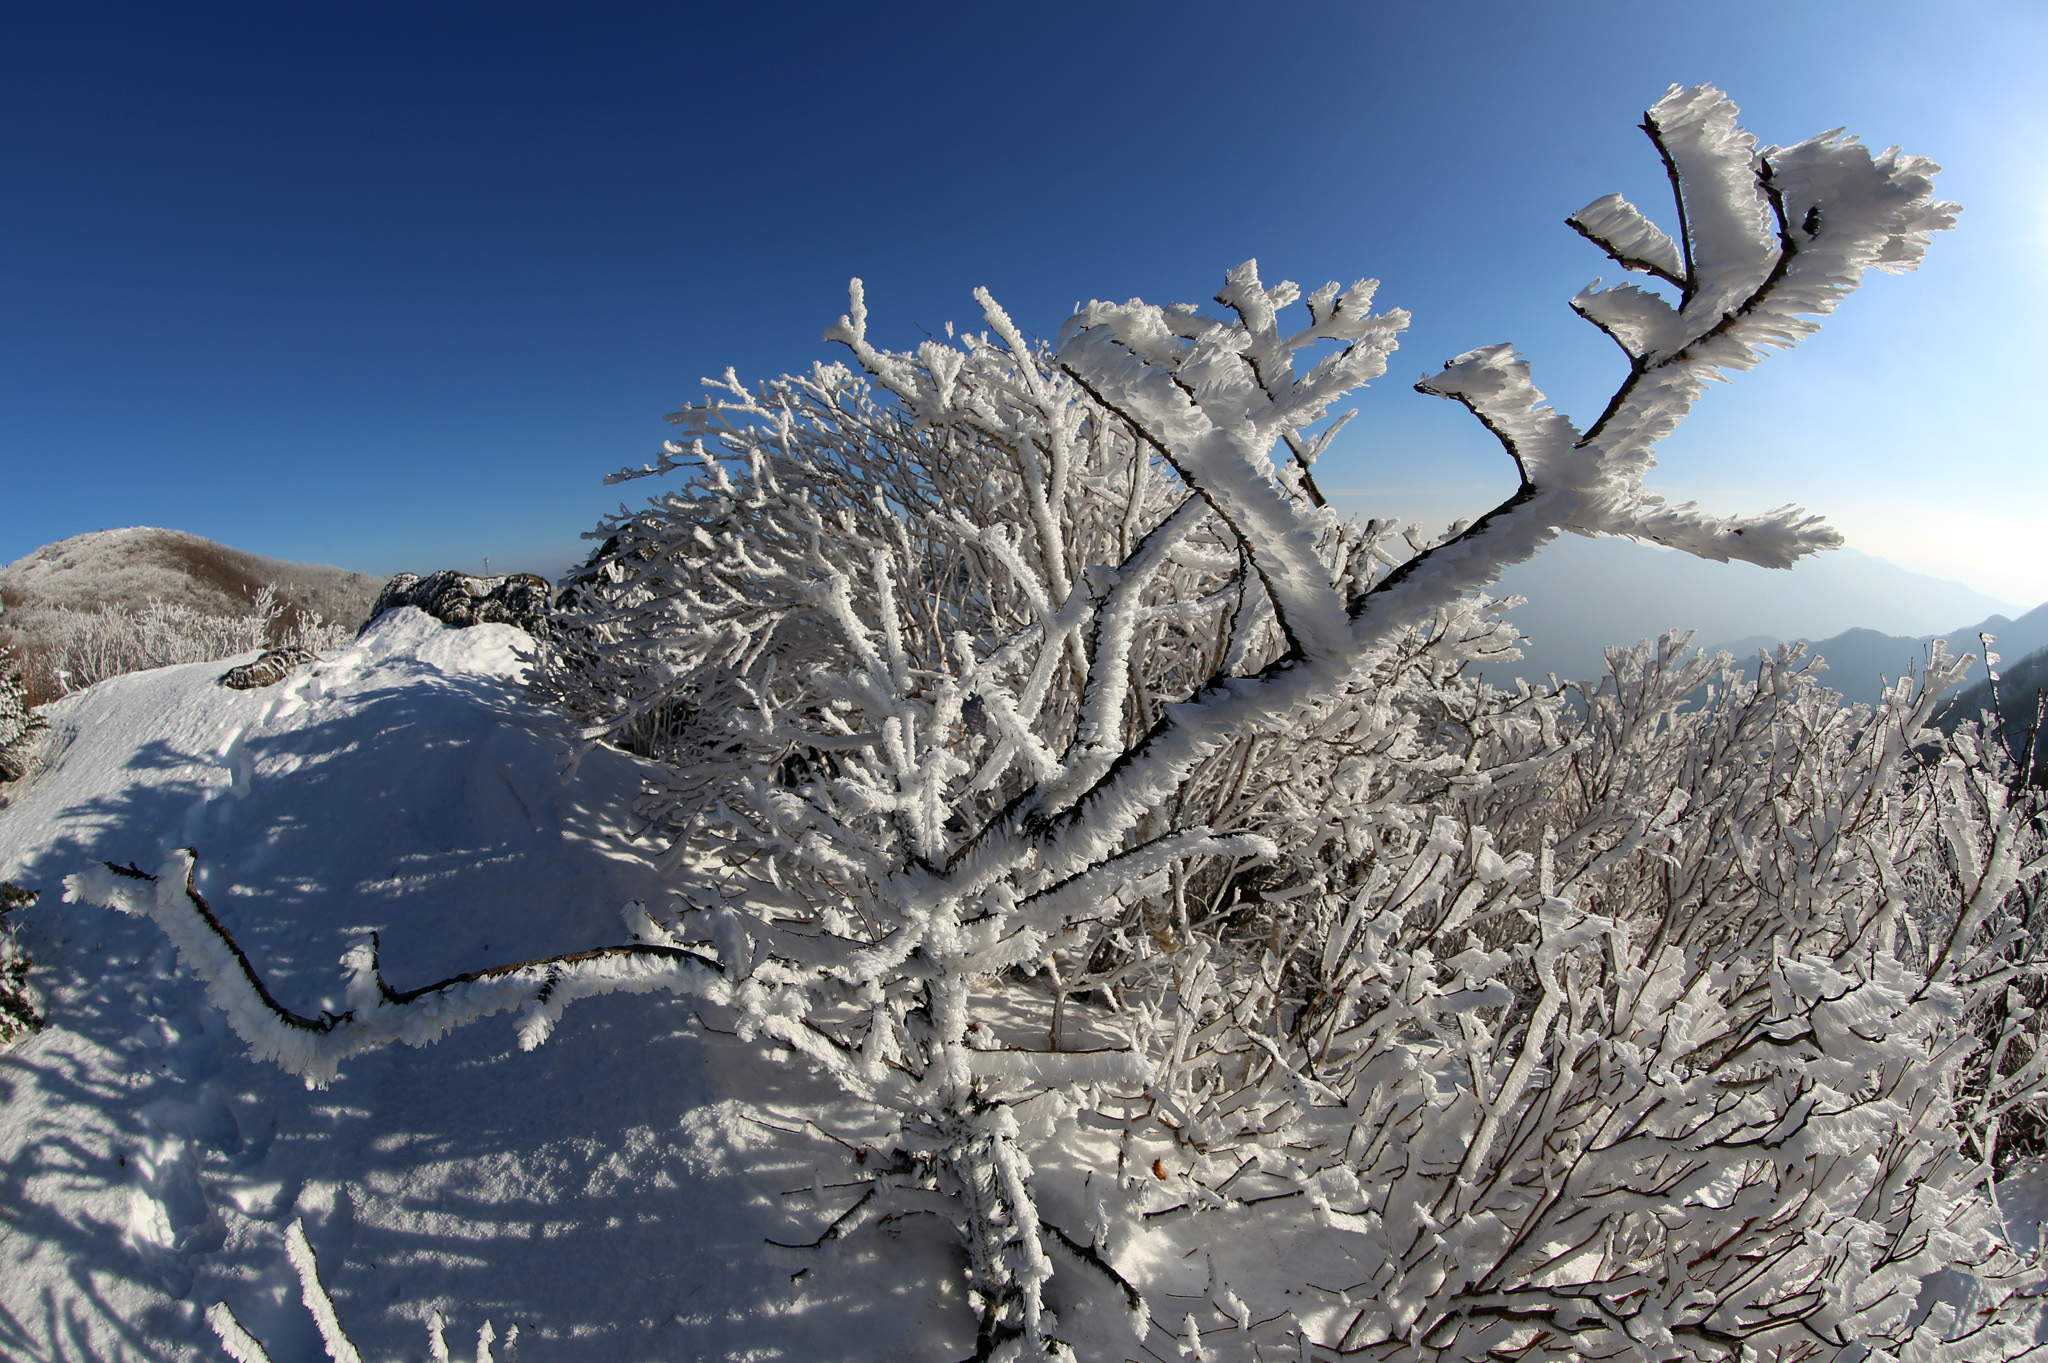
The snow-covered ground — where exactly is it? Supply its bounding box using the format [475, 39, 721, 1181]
[0, 611, 973, 1362]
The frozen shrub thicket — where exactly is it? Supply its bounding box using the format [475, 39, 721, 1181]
[1944, 635, 2048, 789]
[1, 655, 44, 1041]
[7, 584, 353, 701]
[0, 648, 42, 786]
[73, 87, 2048, 1361]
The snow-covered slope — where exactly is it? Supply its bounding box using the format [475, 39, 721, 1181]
[0, 611, 969, 1362]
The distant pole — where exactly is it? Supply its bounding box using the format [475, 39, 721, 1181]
[484, 554, 490, 575]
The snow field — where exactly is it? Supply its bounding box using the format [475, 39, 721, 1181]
[0, 611, 975, 1361]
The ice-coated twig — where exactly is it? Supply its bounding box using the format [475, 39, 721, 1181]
[65, 850, 727, 1087]
[283, 1219, 364, 1363]
[207, 1218, 505, 1363]
[204, 1303, 272, 1363]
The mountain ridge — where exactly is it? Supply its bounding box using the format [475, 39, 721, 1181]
[1489, 536, 2029, 687]
[1704, 603, 2048, 706]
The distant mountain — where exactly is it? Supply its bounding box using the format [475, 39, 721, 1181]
[0, 527, 382, 629]
[1703, 602, 2048, 707]
[1485, 536, 2024, 686]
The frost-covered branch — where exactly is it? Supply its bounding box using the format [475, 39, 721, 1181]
[1431, 83, 1955, 567]
[207, 1218, 506, 1363]
[65, 850, 726, 1087]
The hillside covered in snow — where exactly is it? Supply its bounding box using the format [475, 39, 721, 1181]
[0, 528, 381, 629]
[9, 613, 2047, 1363]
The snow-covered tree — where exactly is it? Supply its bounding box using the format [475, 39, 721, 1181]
[0, 879, 42, 1045]
[75, 87, 2048, 1361]
[0, 646, 41, 785]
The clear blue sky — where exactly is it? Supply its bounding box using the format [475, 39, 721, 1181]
[4, 2, 2042, 603]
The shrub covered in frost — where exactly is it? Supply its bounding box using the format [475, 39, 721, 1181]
[6, 584, 353, 701]
[1944, 636, 2048, 789]
[0, 648, 42, 786]
[74, 87, 2048, 1361]
[0, 880, 42, 1046]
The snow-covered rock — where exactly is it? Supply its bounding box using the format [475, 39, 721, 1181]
[360, 570, 551, 636]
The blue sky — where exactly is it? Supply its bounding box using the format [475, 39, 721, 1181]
[3, 2, 2043, 604]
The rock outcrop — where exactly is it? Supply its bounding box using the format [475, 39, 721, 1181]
[361, 571, 550, 636]
[218, 648, 317, 690]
